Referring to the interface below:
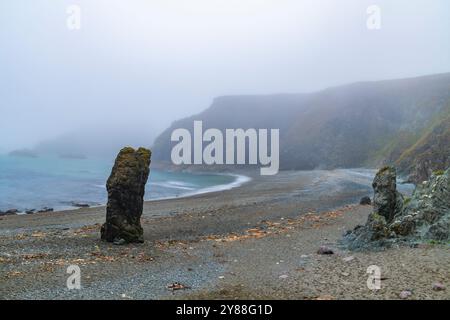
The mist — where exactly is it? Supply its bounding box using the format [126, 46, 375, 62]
[1, 0, 449, 155]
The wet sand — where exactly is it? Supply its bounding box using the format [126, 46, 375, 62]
[0, 169, 448, 300]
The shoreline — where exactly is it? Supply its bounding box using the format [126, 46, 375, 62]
[1, 169, 447, 300]
[6, 171, 253, 215]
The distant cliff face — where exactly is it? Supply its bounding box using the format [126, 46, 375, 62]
[395, 105, 450, 183]
[152, 73, 450, 183]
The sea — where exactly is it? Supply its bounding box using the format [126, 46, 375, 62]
[0, 154, 250, 213]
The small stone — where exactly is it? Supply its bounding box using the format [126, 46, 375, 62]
[343, 256, 355, 262]
[279, 275, 288, 279]
[399, 290, 412, 299]
[71, 202, 90, 208]
[432, 282, 445, 291]
[317, 246, 334, 255]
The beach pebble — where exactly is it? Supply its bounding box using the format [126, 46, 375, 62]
[432, 282, 445, 291]
[113, 238, 126, 245]
[399, 290, 412, 299]
[279, 275, 288, 279]
[359, 196, 372, 205]
[343, 256, 355, 262]
[317, 246, 334, 255]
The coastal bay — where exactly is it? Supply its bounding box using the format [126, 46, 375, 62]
[1, 169, 447, 300]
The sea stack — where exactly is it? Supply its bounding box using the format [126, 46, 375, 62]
[101, 147, 151, 244]
[372, 166, 403, 223]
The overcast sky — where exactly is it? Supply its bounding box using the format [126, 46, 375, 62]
[1, 0, 449, 153]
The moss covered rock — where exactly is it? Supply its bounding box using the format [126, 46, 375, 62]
[344, 167, 450, 250]
[101, 147, 151, 244]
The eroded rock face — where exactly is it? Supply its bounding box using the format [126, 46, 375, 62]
[344, 166, 450, 250]
[101, 147, 151, 244]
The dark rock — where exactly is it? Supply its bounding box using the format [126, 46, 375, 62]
[372, 166, 403, 223]
[399, 290, 412, 299]
[343, 166, 450, 250]
[359, 196, 372, 205]
[8, 149, 38, 158]
[317, 246, 334, 255]
[25, 209, 36, 214]
[38, 207, 53, 213]
[71, 202, 90, 208]
[432, 282, 445, 291]
[101, 147, 151, 244]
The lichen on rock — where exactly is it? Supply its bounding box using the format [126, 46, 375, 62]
[343, 166, 450, 250]
[100, 147, 151, 244]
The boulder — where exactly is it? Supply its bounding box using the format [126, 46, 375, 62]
[317, 246, 334, 255]
[101, 147, 151, 244]
[0, 209, 19, 216]
[359, 196, 371, 205]
[372, 166, 403, 223]
[38, 207, 53, 213]
[399, 290, 412, 299]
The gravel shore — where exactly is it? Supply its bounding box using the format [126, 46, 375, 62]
[0, 169, 448, 300]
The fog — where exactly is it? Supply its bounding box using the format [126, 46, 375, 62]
[1, 0, 449, 155]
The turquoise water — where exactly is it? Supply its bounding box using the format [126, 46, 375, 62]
[0, 154, 240, 212]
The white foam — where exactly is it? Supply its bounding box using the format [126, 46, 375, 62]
[182, 174, 251, 197]
[152, 180, 197, 191]
[148, 173, 252, 201]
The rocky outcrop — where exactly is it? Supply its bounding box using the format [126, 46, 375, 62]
[344, 166, 450, 249]
[101, 147, 151, 244]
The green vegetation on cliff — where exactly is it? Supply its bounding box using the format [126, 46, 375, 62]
[152, 73, 450, 183]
